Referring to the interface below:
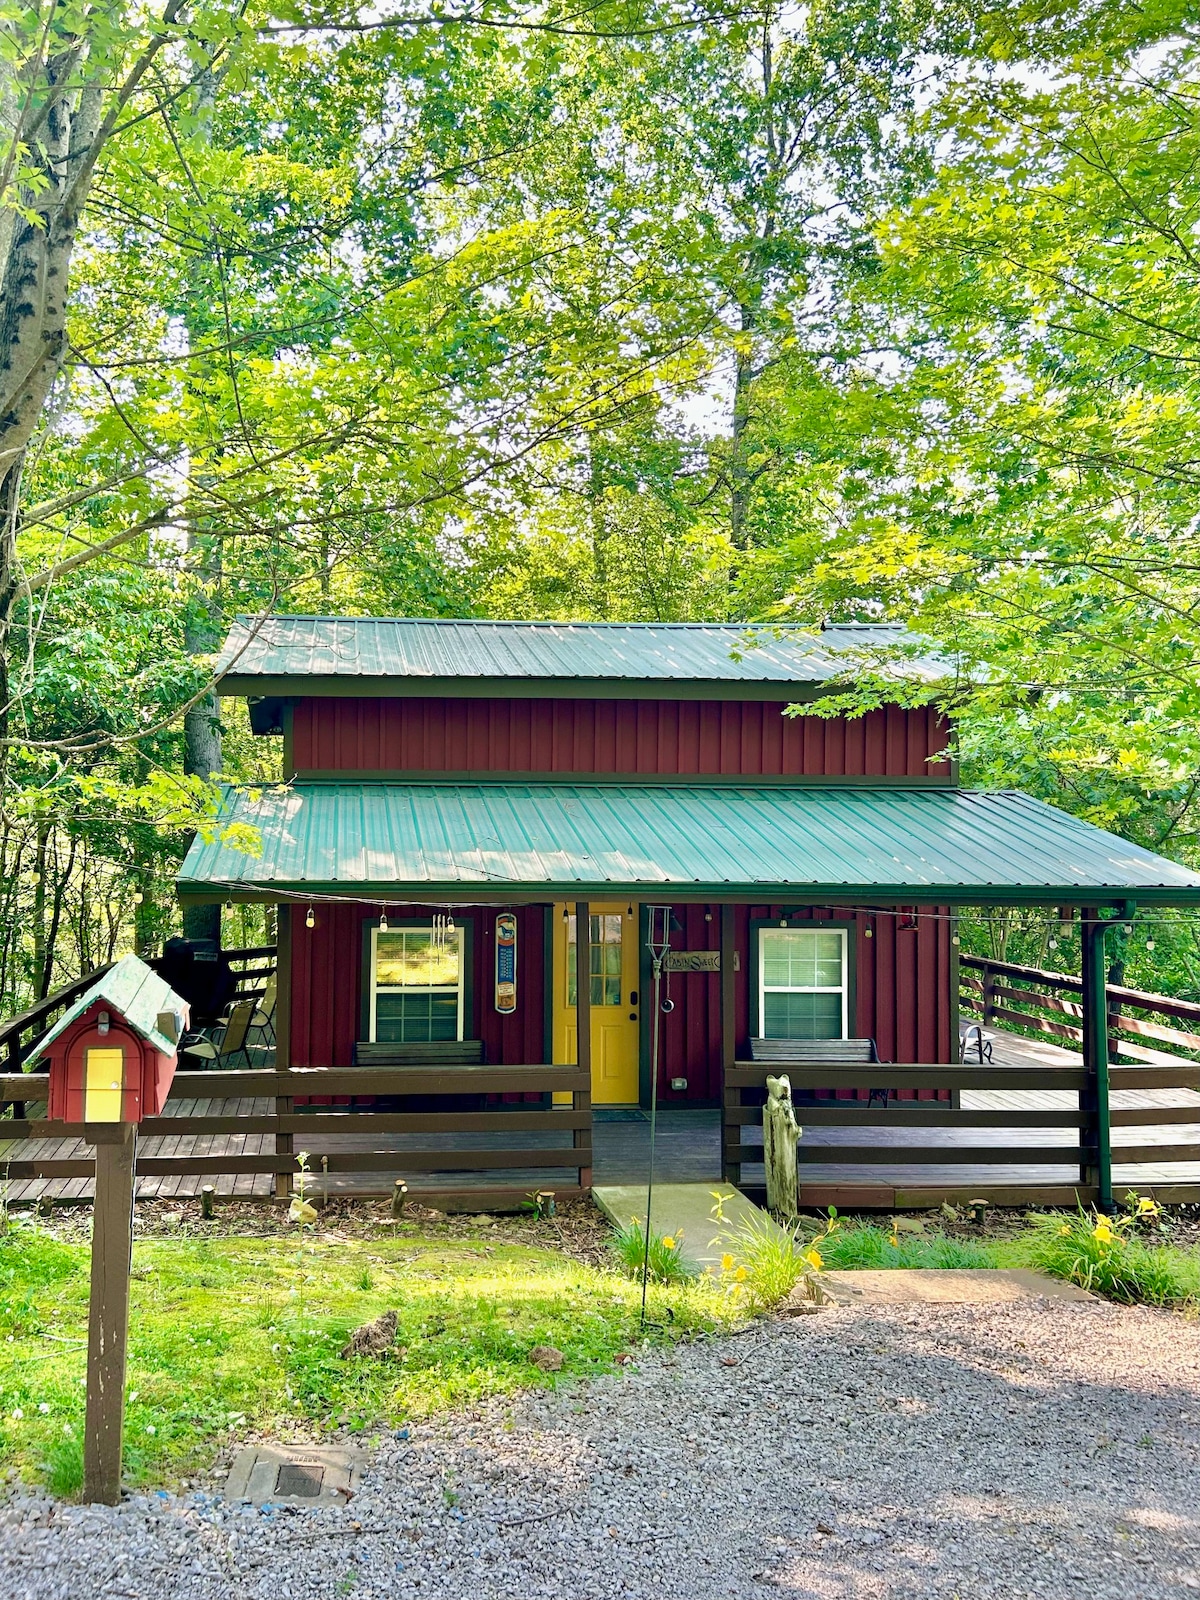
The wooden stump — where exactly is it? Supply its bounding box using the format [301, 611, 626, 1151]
[763, 1074, 802, 1220]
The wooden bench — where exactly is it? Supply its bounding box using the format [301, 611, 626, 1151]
[353, 1040, 485, 1066]
[749, 1037, 881, 1065]
[748, 1036, 891, 1105]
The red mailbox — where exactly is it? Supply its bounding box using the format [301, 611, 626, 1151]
[27, 954, 189, 1125]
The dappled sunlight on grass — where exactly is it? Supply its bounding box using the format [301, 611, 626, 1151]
[0, 1218, 735, 1491]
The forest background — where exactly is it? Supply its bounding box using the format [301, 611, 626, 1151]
[1, 0, 1198, 1012]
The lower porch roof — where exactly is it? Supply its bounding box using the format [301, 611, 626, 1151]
[177, 781, 1200, 907]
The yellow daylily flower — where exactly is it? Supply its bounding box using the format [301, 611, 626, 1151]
[721, 1253, 735, 1272]
[1093, 1219, 1114, 1244]
[804, 1248, 824, 1271]
[734, 1266, 748, 1282]
[1136, 1196, 1161, 1217]
[662, 1235, 677, 1250]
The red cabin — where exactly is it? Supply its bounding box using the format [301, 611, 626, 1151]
[174, 616, 1200, 1208]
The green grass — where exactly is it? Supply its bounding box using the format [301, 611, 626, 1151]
[810, 1212, 1200, 1307]
[0, 1216, 734, 1494]
[816, 1222, 1009, 1272]
[1020, 1210, 1200, 1307]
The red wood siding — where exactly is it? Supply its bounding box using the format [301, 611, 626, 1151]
[656, 903, 955, 1102]
[290, 902, 547, 1069]
[288, 900, 953, 1092]
[293, 698, 952, 778]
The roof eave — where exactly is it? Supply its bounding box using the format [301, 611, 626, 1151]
[176, 881, 1200, 908]
[216, 674, 893, 704]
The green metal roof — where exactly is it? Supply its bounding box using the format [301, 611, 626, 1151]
[215, 616, 942, 700]
[25, 955, 188, 1064]
[177, 782, 1200, 906]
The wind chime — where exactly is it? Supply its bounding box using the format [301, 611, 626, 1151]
[431, 910, 456, 954]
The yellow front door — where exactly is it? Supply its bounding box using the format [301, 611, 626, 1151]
[553, 902, 640, 1104]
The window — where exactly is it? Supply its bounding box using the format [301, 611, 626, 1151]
[370, 926, 464, 1042]
[758, 927, 847, 1040]
[566, 913, 623, 1007]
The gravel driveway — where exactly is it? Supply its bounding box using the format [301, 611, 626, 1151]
[4, 1296, 1200, 1599]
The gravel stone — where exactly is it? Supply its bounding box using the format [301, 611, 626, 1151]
[3, 1297, 1200, 1598]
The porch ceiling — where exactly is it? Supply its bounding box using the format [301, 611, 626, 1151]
[177, 781, 1200, 907]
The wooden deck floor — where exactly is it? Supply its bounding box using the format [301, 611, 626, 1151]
[3, 1030, 1197, 1204]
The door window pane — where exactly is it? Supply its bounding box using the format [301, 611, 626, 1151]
[567, 913, 623, 1007]
[759, 928, 846, 1040]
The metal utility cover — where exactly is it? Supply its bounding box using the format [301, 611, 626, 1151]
[224, 1443, 363, 1506]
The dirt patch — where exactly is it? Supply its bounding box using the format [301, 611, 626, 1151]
[11, 1192, 615, 1266]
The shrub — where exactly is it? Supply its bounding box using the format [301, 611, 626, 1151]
[609, 1220, 696, 1284]
[1021, 1207, 1200, 1308]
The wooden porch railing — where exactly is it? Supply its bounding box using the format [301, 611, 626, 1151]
[0, 945, 277, 1078]
[723, 1058, 1200, 1208]
[960, 954, 1200, 1067]
[0, 1065, 592, 1207]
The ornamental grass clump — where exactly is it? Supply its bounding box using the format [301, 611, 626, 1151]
[710, 1198, 838, 1311]
[1021, 1198, 1200, 1308]
[610, 1220, 696, 1284]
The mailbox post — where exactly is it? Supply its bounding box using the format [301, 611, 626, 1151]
[25, 955, 188, 1504]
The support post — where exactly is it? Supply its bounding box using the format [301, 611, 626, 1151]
[275, 904, 293, 1201]
[720, 905, 738, 1185]
[1080, 911, 1113, 1211]
[84, 1123, 136, 1505]
[573, 903, 592, 1190]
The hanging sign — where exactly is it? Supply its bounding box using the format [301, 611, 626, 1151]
[665, 950, 721, 972]
[495, 913, 518, 1013]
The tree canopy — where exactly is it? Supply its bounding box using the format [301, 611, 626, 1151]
[1, 0, 1198, 1004]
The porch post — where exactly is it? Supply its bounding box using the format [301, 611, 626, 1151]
[274, 904, 293, 1201]
[1080, 910, 1113, 1211]
[574, 903, 592, 1191]
[720, 905, 739, 1186]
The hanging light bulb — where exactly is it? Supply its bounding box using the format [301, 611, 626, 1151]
[380, 908, 389, 932]
[225, 898, 234, 912]
[562, 905, 569, 923]
[131, 890, 143, 905]
[306, 905, 315, 930]
[1146, 938, 1156, 952]
[627, 903, 634, 919]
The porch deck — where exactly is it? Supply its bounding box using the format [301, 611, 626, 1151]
[3, 1028, 1198, 1205]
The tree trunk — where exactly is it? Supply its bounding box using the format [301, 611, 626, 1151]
[182, 581, 223, 948]
[730, 301, 758, 552]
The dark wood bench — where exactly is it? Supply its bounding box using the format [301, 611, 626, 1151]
[748, 1036, 891, 1104]
[749, 1037, 881, 1065]
[353, 1040, 485, 1066]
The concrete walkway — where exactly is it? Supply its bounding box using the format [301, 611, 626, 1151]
[591, 1180, 787, 1269]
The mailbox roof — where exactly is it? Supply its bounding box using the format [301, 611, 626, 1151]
[25, 954, 188, 1064]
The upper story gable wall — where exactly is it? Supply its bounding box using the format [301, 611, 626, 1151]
[291, 696, 953, 780]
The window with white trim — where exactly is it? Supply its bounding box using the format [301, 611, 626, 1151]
[370, 926, 464, 1042]
[758, 927, 847, 1040]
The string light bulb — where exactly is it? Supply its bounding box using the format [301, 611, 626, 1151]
[1146, 938, 1156, 952]
[131, 891, 143, 905]
[380, 908, 389, 932]
[305, 906, 315, 929]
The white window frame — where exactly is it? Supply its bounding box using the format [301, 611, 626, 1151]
[757, 926, 848, 1039]
[369, 924, 465, 1043]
